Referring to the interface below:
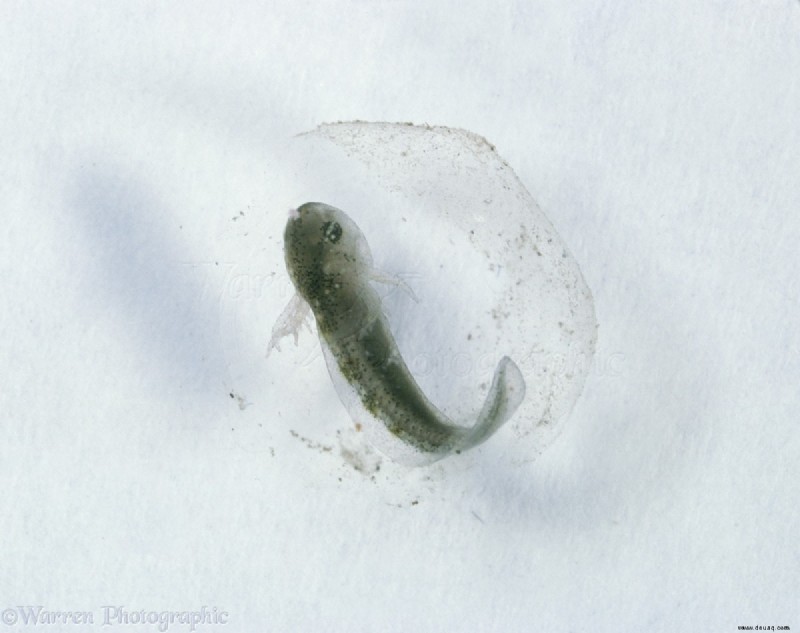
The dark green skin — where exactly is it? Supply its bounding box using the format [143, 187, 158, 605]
[284, 202, 463, 455]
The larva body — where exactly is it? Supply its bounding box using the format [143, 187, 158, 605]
[274, 202, 526, 465]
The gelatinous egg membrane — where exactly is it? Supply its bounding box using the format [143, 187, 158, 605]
[220, 122, 597, 466]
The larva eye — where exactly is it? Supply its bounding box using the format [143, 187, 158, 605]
[321, 221, 343, 243]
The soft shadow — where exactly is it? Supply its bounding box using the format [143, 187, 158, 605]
[68, 163, 234, 406]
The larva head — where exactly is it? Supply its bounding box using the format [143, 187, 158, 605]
[283, 202, 373, 303]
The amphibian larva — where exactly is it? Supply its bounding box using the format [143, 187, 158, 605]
[269, 202, 526, 465]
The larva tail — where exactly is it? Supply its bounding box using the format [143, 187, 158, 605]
[461, 356, 526, 450]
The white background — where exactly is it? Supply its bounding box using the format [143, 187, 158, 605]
[2, 1, 799, 631]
